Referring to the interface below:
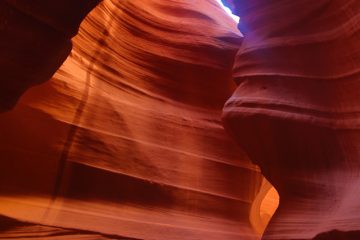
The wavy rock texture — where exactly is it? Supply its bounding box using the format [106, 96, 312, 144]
[0, 0, 272, 239]
[222, 0, 360, 239]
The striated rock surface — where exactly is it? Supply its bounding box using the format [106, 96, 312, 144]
[0, 0, 270, 239]
[0, 215, 133, 239]
[222, 0, 360, 239]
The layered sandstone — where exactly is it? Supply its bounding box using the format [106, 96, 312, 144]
[0, 1, 270, 239]
[222, 0, 360, 239]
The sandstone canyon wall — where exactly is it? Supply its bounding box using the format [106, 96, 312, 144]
[222, 0, 360, 239]
[0, 0, 271, 239]
[3, 0, 356, 239]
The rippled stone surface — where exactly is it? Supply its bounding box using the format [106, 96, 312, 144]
[0, 1, 270, 239]
[222, 0, 360, 239]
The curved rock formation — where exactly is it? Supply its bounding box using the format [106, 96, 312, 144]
[0, 0, 269, 239]
[222, 0, 360, 239]
[0, 0, 99, 112]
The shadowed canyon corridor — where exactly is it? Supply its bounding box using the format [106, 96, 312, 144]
[0, 0, 359, 239]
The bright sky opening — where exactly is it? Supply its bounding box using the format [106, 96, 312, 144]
[216, 0, 240, 22]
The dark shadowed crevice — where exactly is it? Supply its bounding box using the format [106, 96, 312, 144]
[312, 230, 360, 240]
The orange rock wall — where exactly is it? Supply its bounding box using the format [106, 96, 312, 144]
[0, 1, 267, 239]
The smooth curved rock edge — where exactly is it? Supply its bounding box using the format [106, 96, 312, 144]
[222, 0, 360, 239]
[0, 0, 278, 240]
[0, 0, 100, 112]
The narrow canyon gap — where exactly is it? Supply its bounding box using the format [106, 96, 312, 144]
[0, 0, 359, 240]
